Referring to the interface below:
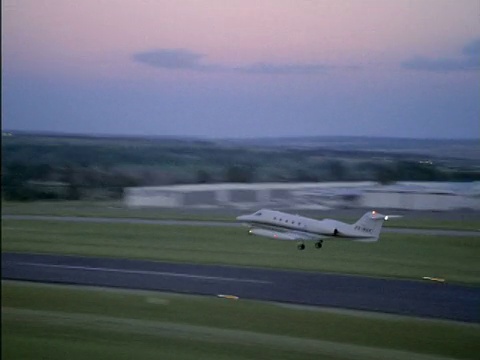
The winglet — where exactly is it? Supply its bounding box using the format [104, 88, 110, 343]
[371, 211, 403, 221]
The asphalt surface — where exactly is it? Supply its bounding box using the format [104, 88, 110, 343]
[3, 252, 479, 323]
[2, 215, 479, 237]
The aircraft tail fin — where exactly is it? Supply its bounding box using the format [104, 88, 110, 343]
[352, 211, 389, 242]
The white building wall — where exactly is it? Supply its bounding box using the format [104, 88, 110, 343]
[361, 192, 402, 209]
[125, 188, 183, 207]
[466, 196, 480, 210]
[360, 191, 470, 211]
[124, 182, 479, 210]
[215, 189, 230, 205]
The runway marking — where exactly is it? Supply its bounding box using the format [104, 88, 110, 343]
[217, 294, 239, 300]
[422, 276, 445, 283]
[14, 262, 272, 285]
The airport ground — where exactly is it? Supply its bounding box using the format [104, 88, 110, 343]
[3, 281, 479, 360]
[3, 200, 480, 230]
[2, 201, 479, 359]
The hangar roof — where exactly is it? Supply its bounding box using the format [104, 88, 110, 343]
[126, 182, 376, 192]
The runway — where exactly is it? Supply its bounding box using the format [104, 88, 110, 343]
[2, 214, 479, 237]
[3, 252, 479, 323]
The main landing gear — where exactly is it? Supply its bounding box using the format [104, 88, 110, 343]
[297, 240, 323, 250]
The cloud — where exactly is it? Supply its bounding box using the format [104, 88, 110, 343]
[402, 57, 479, 72]
[402, 38, 480, 72]
[133, 48, 333, 75]
[462, 38, 480, 57]
[234, 63, 331, 75]
[133, 49, 224, 72]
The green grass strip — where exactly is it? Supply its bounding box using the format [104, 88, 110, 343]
[3, 200, 480, 230]
[2, 282, 479, 360]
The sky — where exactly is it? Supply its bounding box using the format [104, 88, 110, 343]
[2, 0, 479, 139]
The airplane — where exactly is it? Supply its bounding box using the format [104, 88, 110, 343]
[236, 209, 398, 250]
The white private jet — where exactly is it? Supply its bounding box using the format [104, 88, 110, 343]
[236, 209, 398, 250]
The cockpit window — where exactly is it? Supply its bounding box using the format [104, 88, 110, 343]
[254, 212, 262, 216]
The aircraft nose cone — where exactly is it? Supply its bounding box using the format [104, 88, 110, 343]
[236, 215, 248, 221]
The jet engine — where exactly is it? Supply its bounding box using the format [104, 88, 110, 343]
[248, 228, 296, 241]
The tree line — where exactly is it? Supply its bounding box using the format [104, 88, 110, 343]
[2, 135, 479, 201]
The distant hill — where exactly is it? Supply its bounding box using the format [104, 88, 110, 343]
[214, 136, 480, 160]
[3, 130, 479, 160]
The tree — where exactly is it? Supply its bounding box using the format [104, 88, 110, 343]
[373, 164, 397, 185]
[294, 169, 318, 182]
[196, 169, 212, 183]
[326, 160, 348, 181]
[225, 164, 255, 183]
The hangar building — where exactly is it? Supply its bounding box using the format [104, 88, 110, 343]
[125, 181, 480, 211]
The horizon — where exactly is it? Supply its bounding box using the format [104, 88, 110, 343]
[3, 129, 479, 142]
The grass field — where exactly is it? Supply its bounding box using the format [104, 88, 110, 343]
[2, 205, 479, 359]
[2, 219, 480, 285]
[2, 281, 479, 360]
[1, 200, 219, 221]
[3, 200, 480, 230]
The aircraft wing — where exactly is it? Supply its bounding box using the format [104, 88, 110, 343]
[248, 228, 324, 241]
[291, 231, 327, 241]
